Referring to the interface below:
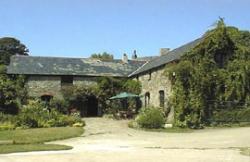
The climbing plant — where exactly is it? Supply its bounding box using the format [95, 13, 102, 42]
[60, 77, 142, 115]
[166, 19, 250, 128]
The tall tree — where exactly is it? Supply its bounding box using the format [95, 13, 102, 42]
[0, 37, 28, 114]
[0, 37, 29, 65]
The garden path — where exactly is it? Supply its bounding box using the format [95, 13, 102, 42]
[0, 118, 250, 162]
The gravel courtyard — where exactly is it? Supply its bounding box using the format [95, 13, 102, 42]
[0, 118, 250, 162]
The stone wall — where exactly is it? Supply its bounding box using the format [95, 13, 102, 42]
[26, 76, 62, 98]
[26, 73, 174, 121]
[135, 66, 174, 123]
[73, 76, 98, 86]
[26, 75, 98, 99]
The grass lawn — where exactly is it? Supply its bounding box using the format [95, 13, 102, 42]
[139, 127, 193, 133]
[0, 144, 72, 154]
[0, 127, 84, 154]
[240, 148, 250, 156]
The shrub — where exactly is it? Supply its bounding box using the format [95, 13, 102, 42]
[0, 100, 85, 130]
[212, 108, 250, 123]
[0, 122, 15, 130]
[15, 100, 48, 128]
[236, 108, 250, 122]
[0, 113, 16, 123]
[14, 100, 84, 129]
[49, 98, 69, 114]
[128, 120, 138, 128]
[135, 107, 165, 129]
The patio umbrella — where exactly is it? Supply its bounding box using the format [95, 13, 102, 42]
[109, 92, 140, 117]
[109, 92, 139, 100]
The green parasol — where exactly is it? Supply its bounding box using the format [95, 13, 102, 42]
[109, 92, 139, 100]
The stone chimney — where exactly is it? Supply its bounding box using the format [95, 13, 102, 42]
[132, 50, 137, 60]
[122, 53, 128, 63]
[160, 48, 170, 56]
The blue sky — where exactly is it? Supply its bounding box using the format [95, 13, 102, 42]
[0, 0, 249, 59]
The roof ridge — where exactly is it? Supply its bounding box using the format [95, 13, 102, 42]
[12, 55, 147, 63]
[12, 55, 94, 60]
[129, 37, 203, 76]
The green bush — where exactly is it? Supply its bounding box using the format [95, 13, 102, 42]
[236, 108, 250, 122]
[0, 100, 85, 129]
[135, 107, 165, 129]
[15, 100, 51, 128]
[49, 98, 69, 114]
[212, 108, 250, 123]
[0, 113, 16, 123]
[128, 120, 138, 128]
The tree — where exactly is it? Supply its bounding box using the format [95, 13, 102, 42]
[0, 75, 19, 114]
[90, 52, 113, 61]
[0, 37, 29, 65]
[0, 37, 28, 114]
[122, 80, 141, 94]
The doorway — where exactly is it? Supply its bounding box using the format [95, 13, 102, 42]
[86, 96, 98, 117]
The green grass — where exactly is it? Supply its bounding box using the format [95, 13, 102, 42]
[139, 127, 193, 133]
[0, 127, 84, 154]
[0, 127, 84, 144]
[240, 148, 250, 156]
[0, 144, 72, 154]
[207, 122, 250, 128]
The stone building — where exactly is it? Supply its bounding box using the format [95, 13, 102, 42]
[129, 38, 202, 122]
[7, 55, 145, 116]
[7, 38, 201, 121]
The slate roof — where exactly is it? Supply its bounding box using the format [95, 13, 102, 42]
[7, 38, 202, 77]
[129, 38, 203, 76]
[134, 56, 159, 61]
[7, 56, 146, 77]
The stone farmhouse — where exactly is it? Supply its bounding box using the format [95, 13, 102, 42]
[7, 38, 201, 121]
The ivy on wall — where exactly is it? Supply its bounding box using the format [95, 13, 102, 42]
[166, 19, 250, 128]
[60, 77, 142, 115]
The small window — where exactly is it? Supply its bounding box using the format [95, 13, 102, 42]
[136, 75, 139, 81]
[41, 94, 53, 102]
[61, 76, 73, 86]
[159, 90, 165, 107]
[214, 53, 225, 68]
[148, 72, 151, 80]
[145, 92, 150, 107]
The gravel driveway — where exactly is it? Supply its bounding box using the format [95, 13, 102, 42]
[0, 118, 250, 162]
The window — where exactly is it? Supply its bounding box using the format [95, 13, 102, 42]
[61, 76, 73, 86]
[214, 53, 225, 68]
[159, 90, 165, 107]
[41, 94, 53, 103]
[145, 92, 150, 107]
[148, 72, 151, 80]
[136, 75, 139, 81]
